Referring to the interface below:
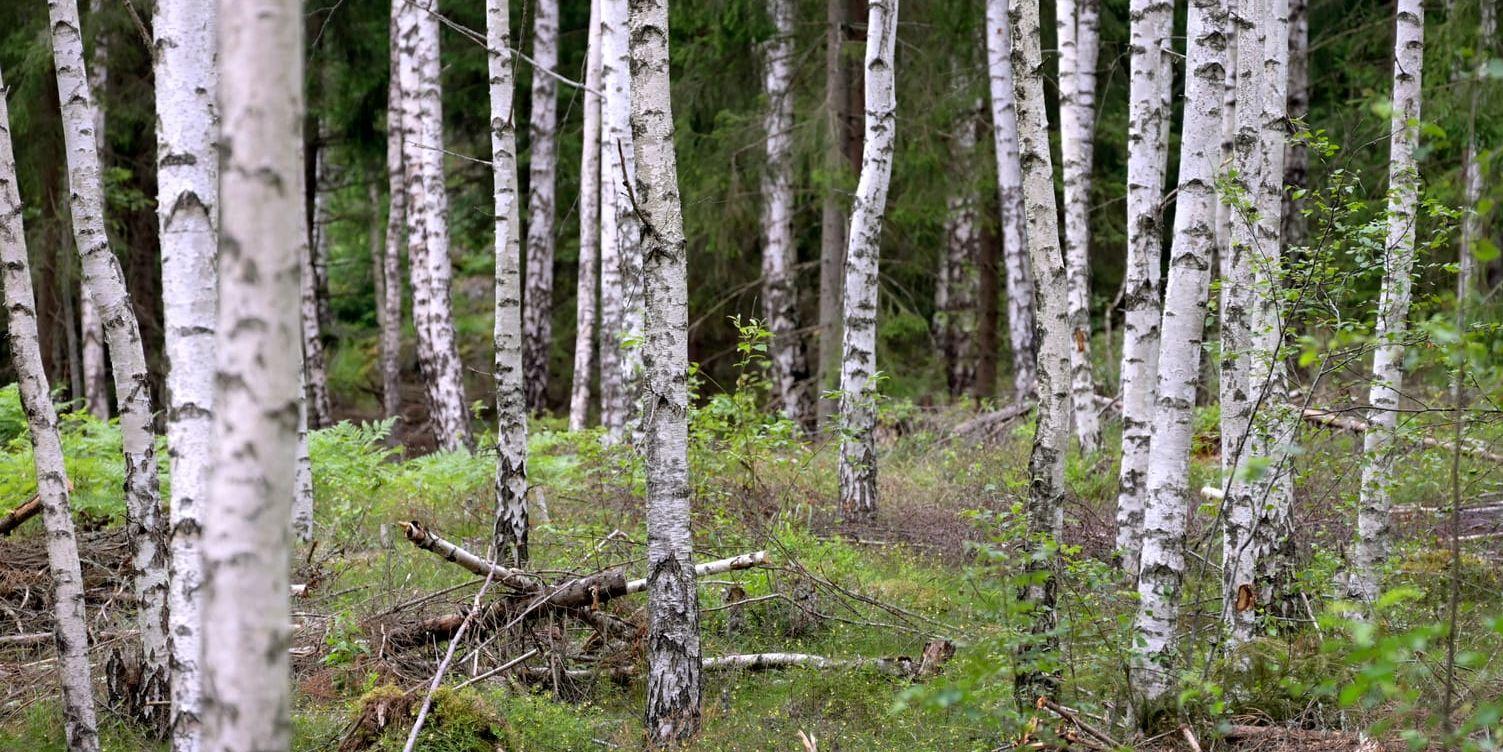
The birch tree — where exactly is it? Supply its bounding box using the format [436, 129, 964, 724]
[1004, 0, 1072, 695]
[1133, 0, 1226, 703]
[47, 0, 170, 723]
[984, 0, 1037, 400]
[0, 69, 101, 752]
[201, 0, 302, 745]
[302, 147, 334, 428]
[936, 101, 980, 398]
[489, 0, 530, 566]
[760, 0, 813, 425]
[628, 0, 703, 741]
[817, 0, 851, 425]
[837, 0, 899, 520]
[570, 0, 604, 431]
[82, 0, 107, 421]
[1115, 0, 1174, 575]
[523, 0, 560, 414]
[380, 0, 405, 420]
[155, 0, 218, 743]
[599, 0, 640, 439]
[1355, 0, 1424, 601]
[1282, 0, 1309, 247]
[1056, 0, 1104, 453]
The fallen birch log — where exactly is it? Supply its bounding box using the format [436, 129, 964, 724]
[952, 402, 1034, 438]
[403, 522, 543, 591]
[1301, 408, 1503, 464]
[0, 494, 41, 536]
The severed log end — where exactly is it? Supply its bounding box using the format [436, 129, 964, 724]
[0, 495, 43, 536]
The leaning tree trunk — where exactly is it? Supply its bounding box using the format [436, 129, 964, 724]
[1056, 0, 1103, 454]
[202, 0, 302, 747]
[401, 0, 473, 452]
[489, 0, 530, 567]
[1133, 0, 1227, 705]
[47, 0, 170, 728]
[760, 0, 813, 426]
[569, 0, 604, 431]
[628, 0, 704, 743]
[837, 0, 899, 521]
[1355, 0, 1424, 602]
[0, 68, 102, 752]
[1004, 0, 1072, 699]
[937, 100, 981, 398]
[82, 0, 108, 421]
[816, 0, 851, 427]
[984, 0, 1036, 401]
[599, 0, 640, 440]
[380, 7, 405, 421]
[1115, 0, 1173, 577]
[522, 0, 559, 415]
[154, 0, 218, 745]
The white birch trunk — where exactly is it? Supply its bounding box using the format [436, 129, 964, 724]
[627, 0, 703, 741]
[760, 0, 813, 425]
[523, 0, 559, 415]
[82, 0, 108, 421]
[599, 0, 640, 440]
[203, 0, 302, 746]
[1282, 0, 1308, 248]
[154, 0, 218, 744]
[1056, 0, 1103, 454]
[837, 0, 899, 520]
[381, 11, 405, 421]
[1115, 0, 1174, 576]
[1133, 0, 1227, 703]
[47, 0, 170, 722]
[292, 351, 314, 544]
[1005, 0, 1071, 695]
[489, 0, 530, 566]
[302, 149, 333, 428]
[984, 0, 1037, 400]
[938, 102, 981, 398]
[1355, 0, 1424, 601]
[0, 71, 102, 752]
[570, 0, 604, 431]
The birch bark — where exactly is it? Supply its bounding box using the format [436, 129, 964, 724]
[202, 0, 302, 747]
[154, 0, 218, 744]
[1115, 0, 1174, 576]
[938, 102, 981, 398]
[1282, 0, 1308, 248]
[523, 0, 559, 415]
[1355, 0, 1424, 601]
[381, 8, 405, 421]
[984, 0, 1037, 400]
[760, 0, 813, 425]
[47, 0, 170, 724]
[302, 146, 334, 429]
[599, 0, 640, 439]
[837, 0, 899, 520]
[1133, 0, 1226, 703]
[489, 0, 530, 566]
[628, 0, 703, 742]
[570, 0, 604, 431]
[82, 0, 107, 421]
[0, 69, 101, 752]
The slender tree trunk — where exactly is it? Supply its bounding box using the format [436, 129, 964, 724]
[1133, 0, 1227, 705]
[292, 352, 314, 544]
[975, 215, 1001, 399]
[523, 0, 560, 415]
[1115, 0, 1173, 577]
[81, 0, 108, 421]
[1057, 0, 1103, 453]
[1457, 0, 1494, 302]
[1282, 0, 1308, 248]
[202, 0, 302, 746]
[402, 0, 473, 452]
[155, 0, 218, 745]
[599, 0, 641, 440]
[817, 0, 850, 427]
[0, 70, 102, 752]
[47, 0, 170, 727]
[837, 0, 899, 521]
[1003, 0, 1071, 698]
[1355, 0, 1424, 602]
[489, 0, 530, 566]
[760, 0, 813, 425]
[381, 3, 406, 421]
[938, 101, 981, 398]
[301, 140, 334, 429]
[570, 0, 604, 431]
[985, 2, 1037, 401]
[628, 0, 703, 742]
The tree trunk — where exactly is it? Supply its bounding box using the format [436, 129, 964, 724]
[380, 2, 406, 421]
[1355, 0, 1424, 601]
[1133, 0, 1226, 705]
[628, 0, 704, 743]
[974, 213, 1001, 400]
[1115, 0, 1173, 577]
[1457, 0, 1493, 302]
[816, 0, 850, 427]
[837, 0, 899, 521]
[523, 0, 560, 416]
[1002, 0, 1071, 699]
[938, 100, 981, 399]
[301, 139, 334, 429]
[293, 352, 314, 544]
[489, 0, 530, 566]
[202, 0, 302, 746]
[760, 0, 813, 426]
[401, 0, 473, 452]
[570, 0, 604, 431]
[81, 0, 109, 421]
[47, 0, 170, 727]
[1282, 0, 1308, 248]
[0, 69, 102, 752]
[599, 0, 641, 441]
[984, 1, 1037, 401]
[1056, 0, 1103, 454]
[154, 0, 218, 745]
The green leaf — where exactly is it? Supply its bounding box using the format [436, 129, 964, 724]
[1472, 238, 1500, 263]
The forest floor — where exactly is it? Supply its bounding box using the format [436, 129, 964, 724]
[2, 393, 1502, 751]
